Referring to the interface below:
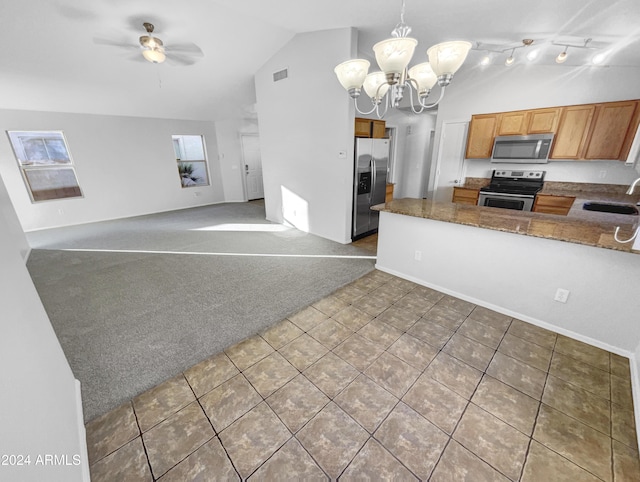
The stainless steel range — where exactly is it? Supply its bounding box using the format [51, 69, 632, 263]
[478, 170, 545, 211]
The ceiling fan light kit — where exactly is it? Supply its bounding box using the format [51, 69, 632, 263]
[139, 22, 166, 64]
[334, 0, 471, 118]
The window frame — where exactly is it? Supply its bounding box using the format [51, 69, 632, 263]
[7, 130, 83, 203]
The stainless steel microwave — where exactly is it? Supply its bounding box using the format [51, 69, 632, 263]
[491, 134, 554, 164]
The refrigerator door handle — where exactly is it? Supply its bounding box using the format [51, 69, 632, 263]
[371, 159, 375, 202]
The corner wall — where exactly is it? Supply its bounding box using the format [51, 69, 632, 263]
[0, 109, 225, 232]
[255, 28, 356, 244]
[0, 174, 87, 481]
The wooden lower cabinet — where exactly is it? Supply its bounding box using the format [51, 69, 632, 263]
[385, 183, 394, 203]
[452, 187, 480, 205]
[532, 194, 576, 215]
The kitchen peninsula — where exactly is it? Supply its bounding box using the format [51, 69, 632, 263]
[375, 196, 639, 252]
[372, 196, 640, 369]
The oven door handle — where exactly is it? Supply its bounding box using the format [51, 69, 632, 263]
[480, 191, 535, 199]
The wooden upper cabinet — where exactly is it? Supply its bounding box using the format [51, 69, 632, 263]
[527, 108, 560, 134]
[465, 99, 638, 161]
[465, 114, 499, 158]
[355, 117, 386, 138]
[355, 117, 372, 137]
[583, 101, 639, 160]
[497, 111, 528, 136]
[550, 105, 595, 159]
[372, 120, 386, 138]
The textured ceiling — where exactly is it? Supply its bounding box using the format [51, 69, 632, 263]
[0, 0, 638, 121]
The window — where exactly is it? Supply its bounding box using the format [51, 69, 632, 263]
[172, 135, 209, 188]
[7, 130, 82, 202]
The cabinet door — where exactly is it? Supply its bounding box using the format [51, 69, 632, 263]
[465, 114, 499, 158]
[452, 187, 479, 205]
[550, 105, 595, 159]
[584, 101, 639, 160]
[372, 120, 386, 138]
[532, 194, 575, 215]
[355, 118, 371, 137]
[497, 111, 528, 136]
[527, 108, 560, 134]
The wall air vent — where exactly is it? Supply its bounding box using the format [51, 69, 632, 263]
[273, 68, 288, 82]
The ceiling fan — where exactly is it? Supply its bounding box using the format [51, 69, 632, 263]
[94, 21, 204, 66]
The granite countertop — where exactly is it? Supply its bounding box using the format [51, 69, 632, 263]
[374, 197, 640, 253]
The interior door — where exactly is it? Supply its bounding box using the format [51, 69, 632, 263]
[433, 121, 469, 203]
[241, 134, 264, 200]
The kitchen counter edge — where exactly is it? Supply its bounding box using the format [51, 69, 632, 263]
[373, 198, 639, 254]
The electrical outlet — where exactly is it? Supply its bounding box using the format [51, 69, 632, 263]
[58, 209, 64, 215]
[414, 250, 422, 261]
[554, 288, 570, 303]
[599, 170, 607, 179]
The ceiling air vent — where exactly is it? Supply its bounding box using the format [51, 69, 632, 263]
[273, 68, 288, 82]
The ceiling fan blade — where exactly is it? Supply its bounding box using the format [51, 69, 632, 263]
[93, 37, 139, 50]
[166, 55, 197, 67]
[164, 42, 203, 56]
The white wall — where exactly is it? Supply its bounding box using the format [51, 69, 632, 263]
[0, 109, 225, 232]
[255, 28, 356, 244]
[428, 64, 640, 196]
[0, 175, 87, 481]
[215, 116, 260, 202]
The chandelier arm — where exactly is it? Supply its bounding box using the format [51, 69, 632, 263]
[353, 97, 378, 116]
[375, 95, 390, 119]
[417, 86, 446, 109]
[407, 83, 426, 114]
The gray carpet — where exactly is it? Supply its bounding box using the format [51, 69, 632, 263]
[26, 202, 375, 422]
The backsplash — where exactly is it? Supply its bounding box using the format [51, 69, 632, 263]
[463, 159, 639, 186]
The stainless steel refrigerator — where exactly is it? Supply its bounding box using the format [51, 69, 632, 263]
[352, 137, 390, 240]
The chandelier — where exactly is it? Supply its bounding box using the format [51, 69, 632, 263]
[334, 0, 471, 118]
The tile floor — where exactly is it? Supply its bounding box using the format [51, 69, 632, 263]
[85, 270, 640, 481]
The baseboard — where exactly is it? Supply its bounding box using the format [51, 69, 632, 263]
[75, 379, 91, 482]
[629, 355, 640, 451]
[375, 264, 632, 358]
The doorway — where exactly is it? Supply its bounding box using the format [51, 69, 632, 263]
[240, 134, 264, 201]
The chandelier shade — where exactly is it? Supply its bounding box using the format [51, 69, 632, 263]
[333, 1, 470, 118]
[363, 71, 390, 101]
[334, 59, 371, 91]
[373, 37, 418, 75]
[427, 41, 472, 77]
[407, 62, 437, 95]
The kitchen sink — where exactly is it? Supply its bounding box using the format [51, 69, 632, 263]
[582, 202, 639, 215]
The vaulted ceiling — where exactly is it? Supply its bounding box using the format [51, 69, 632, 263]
[1, 0, 638, 121]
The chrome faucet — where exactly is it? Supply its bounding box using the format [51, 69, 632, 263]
[627, 177, 640, 195]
